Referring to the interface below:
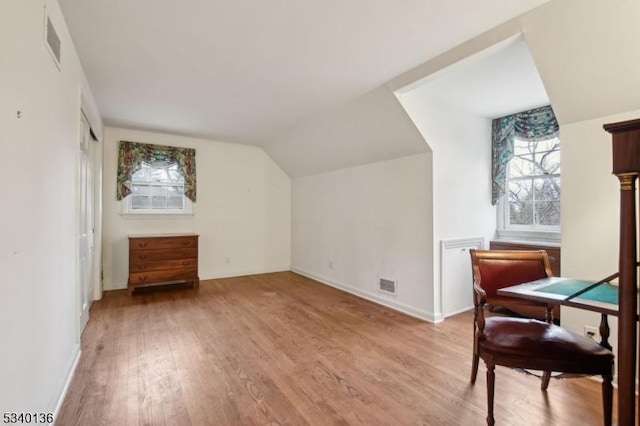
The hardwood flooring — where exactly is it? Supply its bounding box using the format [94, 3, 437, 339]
[57, 272, 615, 425]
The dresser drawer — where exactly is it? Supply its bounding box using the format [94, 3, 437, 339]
[129, 247, 197, 262]
[129, 236, 197, 251]
[127, 234, 199, 294]
[129, 258, 198, 273]
[129, 268, 198, 285]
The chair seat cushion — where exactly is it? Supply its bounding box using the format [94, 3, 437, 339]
[480, 317, 613, 372]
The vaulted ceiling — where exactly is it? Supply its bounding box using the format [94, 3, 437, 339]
[59, 0, 640, 178]
[58, 0, 548, 167]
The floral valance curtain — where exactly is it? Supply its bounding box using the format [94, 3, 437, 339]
[116, 141, 197, 202]
[491, 105, 559, 205]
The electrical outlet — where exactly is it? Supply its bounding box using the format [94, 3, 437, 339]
[225, 257, 231, 264]
[584, 325, 600, 343]
[329, 261, 335, 270]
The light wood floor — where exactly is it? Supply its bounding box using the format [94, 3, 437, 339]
[57, 272, 615, 425]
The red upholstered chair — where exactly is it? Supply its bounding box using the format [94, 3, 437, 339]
[472, 249, 558, 322]
[469, 249, 614, 426]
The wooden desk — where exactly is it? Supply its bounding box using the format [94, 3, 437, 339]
[498, 277, 618, 314]
[498, 277, 621, 350]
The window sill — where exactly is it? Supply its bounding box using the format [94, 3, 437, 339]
[495, 228, 561, 245]
[120, 213, 194, 220]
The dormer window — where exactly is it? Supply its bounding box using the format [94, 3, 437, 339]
[492, 105, 560, 239]
[506, 136, 560, 229]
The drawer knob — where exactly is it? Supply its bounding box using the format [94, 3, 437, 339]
[138, 242, 148, 248]
[549, 256, 556, 262]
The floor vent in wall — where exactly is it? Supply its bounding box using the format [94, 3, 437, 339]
[378, 277, 397, 296]
[44, 7, 62, 69]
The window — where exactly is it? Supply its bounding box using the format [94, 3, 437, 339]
[116, 141, 196, 216]
[506, 136, 560, 228]
[492, 105, 560, 238]
[124, 162, 193, 214]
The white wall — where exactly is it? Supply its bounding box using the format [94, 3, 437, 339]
[102, 127, 291, 289]
[0, 0, 102, 414]
[291, 153, 435, 321]
[560, 109, 640, 366]
[398, 92, 496, 319]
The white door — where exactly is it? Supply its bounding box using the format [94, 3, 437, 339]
[79, 112, 94, 332]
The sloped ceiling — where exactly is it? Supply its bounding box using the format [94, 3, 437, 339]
[266, 85, 428, 177]
[59, 0, 640, 178]
[58, 0, 548, 175]
[406, 38, 549, 120]
[522, 0, 640, 125]
[391, 0, 640, 129]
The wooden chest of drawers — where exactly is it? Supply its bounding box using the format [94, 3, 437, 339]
[128, 234, 199, 294]
[489, 240, 561, 277]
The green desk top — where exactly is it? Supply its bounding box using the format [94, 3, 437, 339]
[536, 280, 618, 305]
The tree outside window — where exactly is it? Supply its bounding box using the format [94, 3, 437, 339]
[507, 137, 560, 228]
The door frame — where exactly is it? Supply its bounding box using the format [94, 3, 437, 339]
[78, 87, 103, 336]
[78, 110, 94, 333]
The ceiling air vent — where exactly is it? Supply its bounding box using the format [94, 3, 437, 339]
[378, 277, 397, 296]
[44, 7, 61, 69]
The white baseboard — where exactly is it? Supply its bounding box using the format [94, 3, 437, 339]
[52, 344, 81, 425]
[203, 266, 291, 280]
[104, 266, 292, 291]
[444, 305, 474, 318]
[292, 268, 441, 323]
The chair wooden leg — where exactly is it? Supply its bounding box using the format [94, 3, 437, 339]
[486, 364, 496, 426]
[541, 371, 551, 391]
[602, 374, 613, 426]
[471, 353, 479, 383]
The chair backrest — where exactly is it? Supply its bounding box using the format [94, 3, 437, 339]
[470, 249, 553, 300]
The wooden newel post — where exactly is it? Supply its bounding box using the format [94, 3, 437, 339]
[604, 119, 640, 426]
[617, 172, 637, 426]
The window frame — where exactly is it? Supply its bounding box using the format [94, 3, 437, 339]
[497, 136, 561, 241]
[120, 161, 194, 217]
